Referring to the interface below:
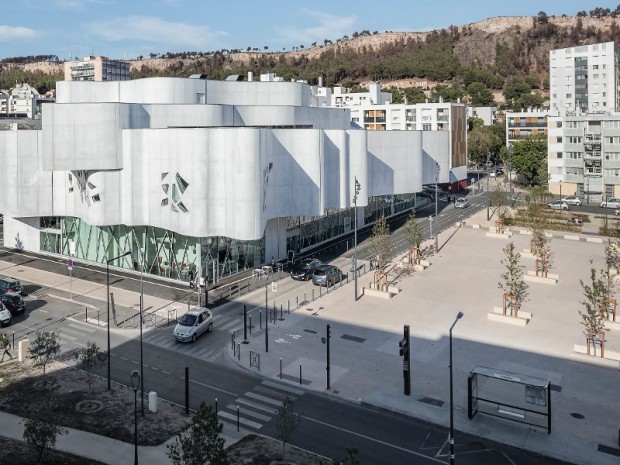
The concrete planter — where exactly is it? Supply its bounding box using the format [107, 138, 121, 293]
[487, 307, 532, 326]
[524, 271, 559, 285]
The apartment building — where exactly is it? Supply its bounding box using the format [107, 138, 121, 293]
[549, 41, 618, 115]
[505, 109, 549, 147]
[0, 83, 39, 118]
[63, 56, 130, 81]
[467, 106, 497, 126]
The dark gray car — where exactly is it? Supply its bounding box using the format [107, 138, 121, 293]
[312, 265, 343, 287]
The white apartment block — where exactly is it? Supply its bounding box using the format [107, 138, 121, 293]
[468, 106, 497, 126]
[0, 83, 39, 119]
[505, 109, 549, 147]
[64, 56, 130, 81]
[549, 42, 618, 116]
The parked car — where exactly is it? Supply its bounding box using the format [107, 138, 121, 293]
[173, 307, 213, 342]
[547, 200, 569, 211]
[454, 198, 469, 209]
[600, 198, 620, 209]
[312, 265, 343, 287]
[290, 258, 322, 281]
[0, 293, 25, 316]
[561, 196, 582, 206]
[489, 171, 497, 177]
[0, 278, 22, 295]
[0, 304, 11, 327]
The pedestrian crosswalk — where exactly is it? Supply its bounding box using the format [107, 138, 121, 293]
[141, 311, 242, 361]
[217, 379, 304, 434]
[57, 321, 97, 347]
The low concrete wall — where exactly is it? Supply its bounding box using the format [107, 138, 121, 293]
[573, 344, 620, 362]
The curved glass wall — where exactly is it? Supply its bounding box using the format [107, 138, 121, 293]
[39, 217, 264, 283]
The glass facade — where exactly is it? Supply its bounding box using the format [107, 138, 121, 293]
[39, 217, 264, 283]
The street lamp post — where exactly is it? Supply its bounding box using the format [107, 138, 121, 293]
[107, 250, 131, 391]
[131, 370, 141, 465]
[559, 180, 562, 202]
[265, 281, 269, 353]
[449, 311, 464, 465]
[139, 251, 145, 416]
[435, 162, 439, 219]
[353, 177, 361, 301]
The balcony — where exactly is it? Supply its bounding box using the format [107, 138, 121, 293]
[507, 122, 548, 128]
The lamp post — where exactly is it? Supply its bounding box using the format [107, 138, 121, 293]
[435, 162, 440, 219]
[353, 176, 361, 301]
[559, 180, 563, 202]
[107, 250, 131, 391]
[265, 280, 269, 353]
[139, 251, 145, 416]
[130, 370, 141, 465]
[449, 311, 464, 465]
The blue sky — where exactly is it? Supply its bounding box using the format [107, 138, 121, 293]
[2, 0, 619, 60]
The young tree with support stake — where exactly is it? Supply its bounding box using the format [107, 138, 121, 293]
[369, 215, 392, 290]
[276, 396, 302, 462]
[530, 219, 553, 277]
[579, 264, 609, 357]
[23, 397, 67, 464]
[28, 331, 61, 375]
[498, 242, 528, 317]
[491, 184, 508, 233]
[75, 341, 107, 407]
[403, 210, 423, 265]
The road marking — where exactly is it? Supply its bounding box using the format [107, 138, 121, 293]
[217, 410, 262, 429]
[231, 406, 271, 422]
[188, 379, 237, 396]
[302, 415, 446, 463]
[261, 380, 304, 396]
[235, 397, 277, 414]
[245, 392, 284, 407]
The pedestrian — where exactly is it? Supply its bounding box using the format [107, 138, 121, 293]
[0, 333, 12, 362]
[188, 269, 195, 288]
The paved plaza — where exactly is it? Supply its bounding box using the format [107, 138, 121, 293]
[228, 207, 620, 465]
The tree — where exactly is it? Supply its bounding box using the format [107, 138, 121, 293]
[76, 341, 107, 406]
[510, 135, 548, 185]
[29, 331, 61, 375]
[530, 220, 553, 277]
[369, 215, 392, 269]
[276, 396, 302, 461]
[404, 210, 423, 264]
[467, 125, 503, 166]
[498, 242, 528, 315]
[579, 265, 609, 356]
[23, 398, 68, 464]
[466, 82, 495, 106]
[490, 184, 508, 223]
[166, 402, 228, 465]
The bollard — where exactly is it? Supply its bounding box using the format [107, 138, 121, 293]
[243, 305, 247, 342]
[187, 300, 190, 312]
[184, 367, 189, 415]
[320, 286, 322, 297]
[86, 306, 88, 322]
[215, 397, 218, 414]
[237, 405, 240, 432]
[97, 311, 100, 326]
[299, 364, 302, 385]
[288, 300, 290, 314]
[296, 296, 299, 309]
[304, 292, 307, 304]
[312, 289, 315, 301]
[249, 316, 252, 335]
[12, 331, 14, 350]
[280, 304, 283, 320]
[327, 282, 329, 294]
[280, 358, 282, 379]
[259, 310, 262, 329]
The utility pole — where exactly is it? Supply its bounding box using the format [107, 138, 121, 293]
[399, 325, 411, 395]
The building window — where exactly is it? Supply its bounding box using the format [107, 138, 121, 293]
[422, 124, 431, 131]
[557, 152, 562, 159]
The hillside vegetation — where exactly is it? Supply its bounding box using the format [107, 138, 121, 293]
[2, 8, 620, 108]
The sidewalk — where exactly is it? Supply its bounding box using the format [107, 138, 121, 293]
[226, 207, 620, 465]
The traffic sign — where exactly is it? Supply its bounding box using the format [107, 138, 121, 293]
[67, 258, 73, 271]
[271, 282, 277, 292]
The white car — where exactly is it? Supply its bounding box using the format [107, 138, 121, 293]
[547, 200, 569, 211]
[561, 196, 582, 206]
[0, 303, 11, 327]
[455, 198, 469, 209]
[173, 307, 213, 342]
[600, 198, 620, 209]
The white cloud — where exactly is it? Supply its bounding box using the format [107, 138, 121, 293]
[277, 9, 357, 45]
[0, 25, 36, 41]
[86, 16, 226, 49]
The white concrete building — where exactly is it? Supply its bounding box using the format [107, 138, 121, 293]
[0, 76, 461, 284]
[550, 42, 618, 116]
[64, 56, 130, 82]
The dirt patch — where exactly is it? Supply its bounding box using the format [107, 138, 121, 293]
[0, 359, 191, 447]
[227, 434, 331, 465]
[0, 359, 334, 464]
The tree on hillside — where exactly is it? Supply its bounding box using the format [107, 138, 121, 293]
[510, 135, 548, 185]
[467, 82, 495, 106]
